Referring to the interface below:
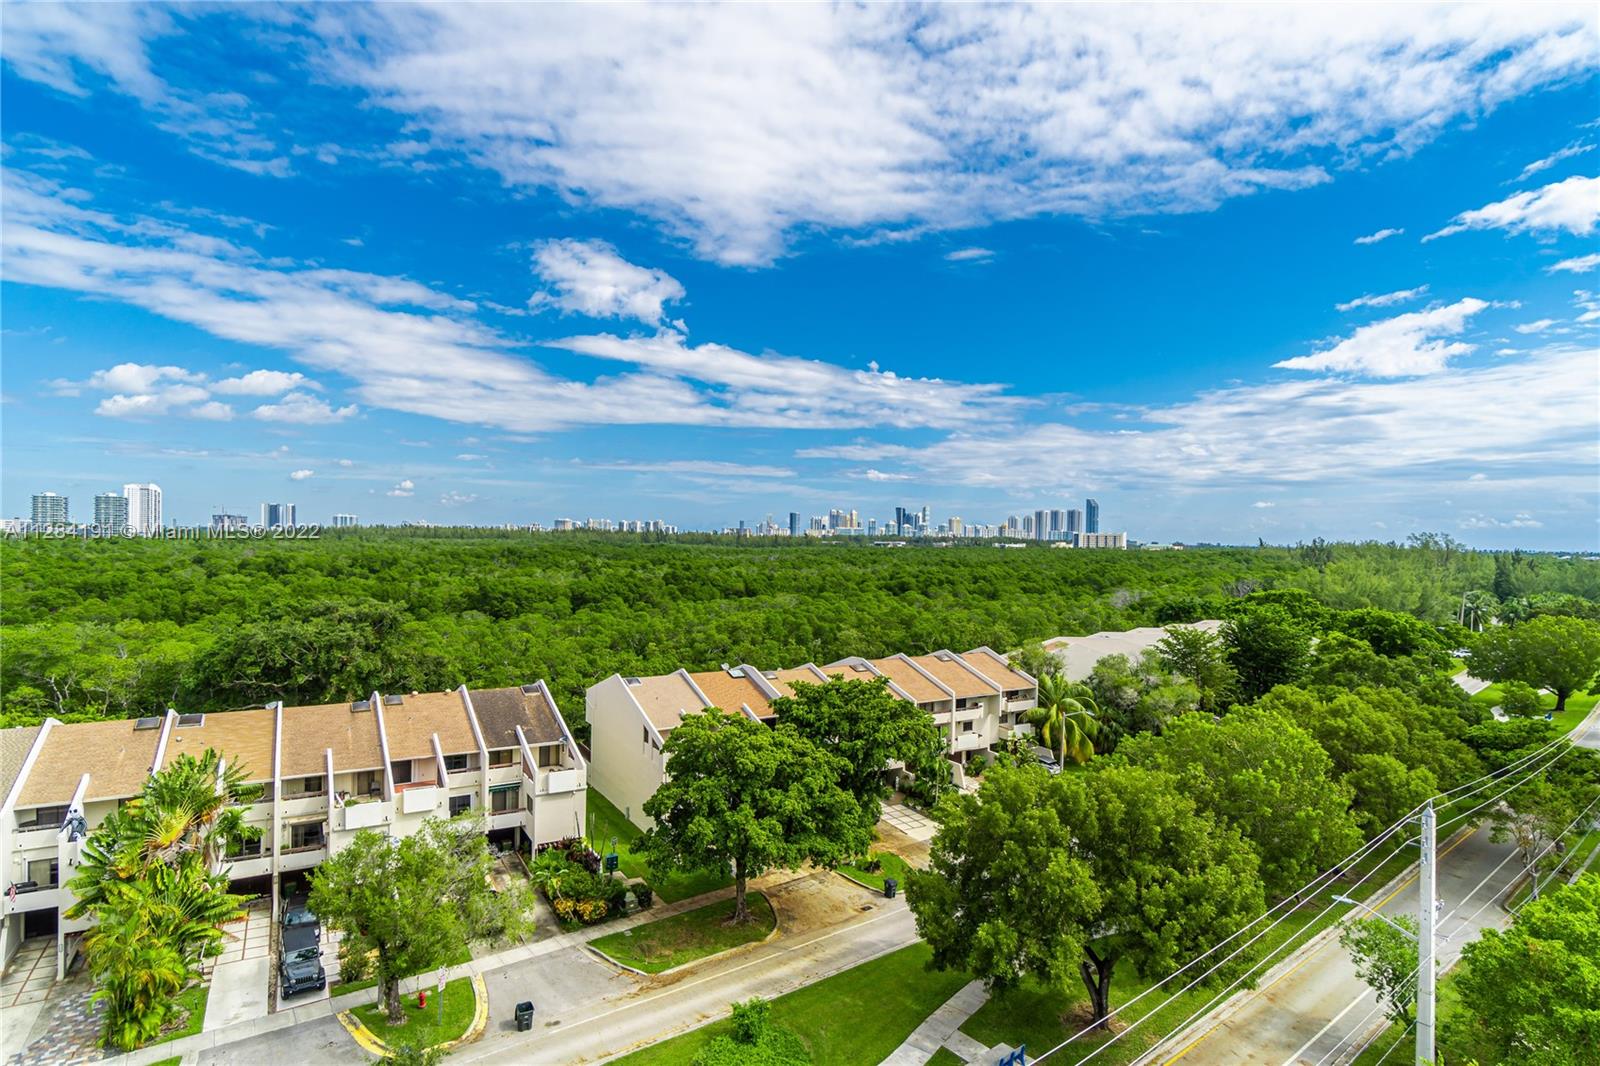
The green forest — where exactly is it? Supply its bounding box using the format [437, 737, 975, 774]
[4, 530, 1598, 735]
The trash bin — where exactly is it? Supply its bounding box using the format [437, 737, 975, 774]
[883, 877, 898, 899]
[516, 1001, 535, 1032]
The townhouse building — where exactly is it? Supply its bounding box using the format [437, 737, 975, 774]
[1, 683, 585, 977]
[588, 650, 1037, 830]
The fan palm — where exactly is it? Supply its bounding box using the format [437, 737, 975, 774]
[1028, 674, 1100, 766]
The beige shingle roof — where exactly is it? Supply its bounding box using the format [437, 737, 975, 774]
[468, 686, 564, 748]
[868, 657, 951, 704]
[162, 707, 276, 783]
[1, 725, 44, 806]
[911, 653, 999, 699]
[624, 673, 710, 733]
[280, 700, 383, 778]
[688, 669, 774, 719]
[17, 719, 161, 806]
[381, 691, 477, 760]
[762, 665, 831, 698]
[962, 648, 1037, 692]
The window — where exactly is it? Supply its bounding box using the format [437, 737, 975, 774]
[390, 760, 413, 785]
[448, 794, 472, 816]
[537, 745, 560, 768]
[287, 775, 324, 797]
[488, 748, 515, 768]
[443, 753, 470, 773]
[226, 836, 264, 858]
[643, 725, 651, 747]
[491, 787, 519, 813]
[27, 858, 58, 888]
[19, 805, 68, 830]
[288, 822, 324, 851]
[961, 721, 974, 733]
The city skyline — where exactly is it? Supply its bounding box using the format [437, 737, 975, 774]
[1, 8, 1596, 548]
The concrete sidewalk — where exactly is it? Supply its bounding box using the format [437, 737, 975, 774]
[878, 979, 989, 1065]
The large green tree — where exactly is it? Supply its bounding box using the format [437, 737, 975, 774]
[1452, 872, 1600, 1066]
[642, 712, 870, 923]
[1118, 707, 1363, 900]
[1028, 674, 1100, 765]
[1222, 605, 1313, 701]
[309, 813, 533, 1024]
[771, 676, 939, 824]
[1339, 914, 1419, 1026]
[1153, 624, 1237, 714]
[906, 763, 1265, 1029]
[1467, 615, 1600, 714]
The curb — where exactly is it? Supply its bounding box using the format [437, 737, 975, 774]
[336, 973, 488, 1056]
[585, 894, 781, 977]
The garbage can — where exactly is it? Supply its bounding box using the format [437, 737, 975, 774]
[516, 1001, 535, 1032]
[883, 877, 898, 899]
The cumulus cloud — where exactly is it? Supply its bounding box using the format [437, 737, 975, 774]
[1335, 285, 1429, 312]
[440, 490, 478, 506]
[289, 468, 315, 480]
[1354, 227, 1404, 245]
[386, 479, 415, 497]
[1274, 298, 1490, 377]
[529, 239, 685, 326]
[1252, 501, 1276, 508]
[860, 468, 913, 481]
[456, 453, 487, 461]
[16, 6, 1592, 264]
[1425, 175, 1600, 242]
[191, 401, 234, 421]
[211, 369, 318, 395]
[1547, 253, 1600, 273]
[252, 392, 358, 424]
[1460, 512, 1543, 529]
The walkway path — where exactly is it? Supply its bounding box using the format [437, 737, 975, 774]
[879, 980, 989, 1065]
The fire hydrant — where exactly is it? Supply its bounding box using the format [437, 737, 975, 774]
[418, 989, 427, 1009]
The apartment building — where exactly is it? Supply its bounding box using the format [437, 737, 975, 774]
[588, 651, 1037, 830]
[0, 683, 585, 977]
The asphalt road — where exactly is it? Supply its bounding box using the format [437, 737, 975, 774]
[1145, 701, 1600, 1066]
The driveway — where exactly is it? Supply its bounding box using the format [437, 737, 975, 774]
[881, 803, 937, 842]
[205, 902, 273, 1030]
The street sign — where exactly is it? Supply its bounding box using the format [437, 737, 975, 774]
[437, 966, 447, 992]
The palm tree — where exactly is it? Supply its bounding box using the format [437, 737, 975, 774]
[1028, 674, 1100, 766]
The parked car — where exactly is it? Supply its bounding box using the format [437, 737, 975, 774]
[279, 922, 325, 996]
[282, 901, 319, 935]
[1030, 745, 1063, 775]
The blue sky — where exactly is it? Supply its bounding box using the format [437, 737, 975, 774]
[2, 4, 1597, 547]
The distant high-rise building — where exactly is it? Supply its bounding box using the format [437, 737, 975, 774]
[123, 483, 162, 536]
[1049, 509, 1066, 537]
[211, 513, 249, 532]
[950, 516, 963, 536]
[261, 502, 296, 529]
[332, 513, 359, 528]
[1021, 514, 1034, 536]
[1006, 515, 1020, 533]
[1033, 509, 1049, 541]
[1085, 498, 1100, 534]
[894, 505, 909, 535]
[94, 493, 128, 530]
[31, 492, 69, 527]
[1066, 508, 1084, 535]
[789, 512, 801, 538]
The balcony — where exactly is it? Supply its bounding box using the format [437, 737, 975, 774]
[11, 825, 61, 853]
[540, 767, 584, 795]
[488, 810, 525, 832]
[1004, 698, 1037, 714]
[447, 769, 483, 790]
[952, 731, 990, 752]
[4, 884, 62, 913]
[279, 793, 328, 818]
[487, 764, 522, 786]
[398, 784, 439, 815]
[339, 799, 389, 831]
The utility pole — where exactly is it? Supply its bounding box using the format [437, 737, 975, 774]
[1416, 800, 1436, 1066]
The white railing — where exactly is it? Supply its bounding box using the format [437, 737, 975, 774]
[399, 785, 439, 815]
[279, 794, 328, 818]
[952, 731, 990, 752]
[488, 810, 525, 831]
[1004, 698, 1037, 714]
[340, 800, 388, 831]
[542, 767, 583, 795]
[11, 826, 60, 852]
[487, 765, 522, 786]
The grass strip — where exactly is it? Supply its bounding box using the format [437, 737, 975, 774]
[589, 893, 775, 973]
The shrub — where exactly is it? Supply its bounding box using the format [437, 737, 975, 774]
[634, 883, 653, 909]
[968, 753, 989, 777]
[338, 942, 371, 984]
[694, 998, 809, 1065]
[731, 997, 770, 1043]
[1498, 680, 1545, 718]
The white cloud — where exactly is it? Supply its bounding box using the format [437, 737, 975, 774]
[211, 369, 318, 395]
[336, 458, 354, 467]
[440, 490, 478, 506]
[456, 453, 487, 461]
[1274, 298, 1489, 377]
[1425, 175, 1600, 242]
[578, 459, 797, 480]
[386, 478, 415, 497]
[1252, 501, 1275, 508]
[860, 468, 913, 482]
[1548, 253, 1600, 273]
[225, 5, 1600, 263]
[1335, 285, 1429, 312]
[1513, 319, 1556, 334]
[1574, 289, 1600, 324]
[1515, 142, 1593, 182]
[1354, 227, 1404, 245]
[944, 247, 995, 262]
[528, 239, 685, 326]
[252, 392, 359, 424]
[1459, 512, 1543, 529]
[191, 400, 234, 421]
[289, 468, 315, 480]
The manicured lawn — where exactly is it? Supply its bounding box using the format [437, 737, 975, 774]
[926, 1049, 964, 1066]
[352, 976, 475, 1049]
[1468, 684, 1599, 736]
[589, 893, 775, 973]
[609, 943, 972, 1066]
[149, 981, 209, 1046]
[838, 851, 911, 893]
[586, 789, 732, 903]
[331, 944, 471, 998]
[148, 1058, 182, 1066]
[960, 839, 1423, 1064]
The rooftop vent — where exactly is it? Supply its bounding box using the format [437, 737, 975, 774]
[384, 694, 404, 706]
[176, 713, 204, 727]
[350, 700, 371, 713]
[134, 716, 163, 731]
[762, 671, 778, 679]
[728, 666, 745, 677]
[936, 652, 954, 661]
[624, 677, 643, 686]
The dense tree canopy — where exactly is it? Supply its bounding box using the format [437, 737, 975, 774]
[5, 533, 1597, 735]
[1467, 615, 1600, 713]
